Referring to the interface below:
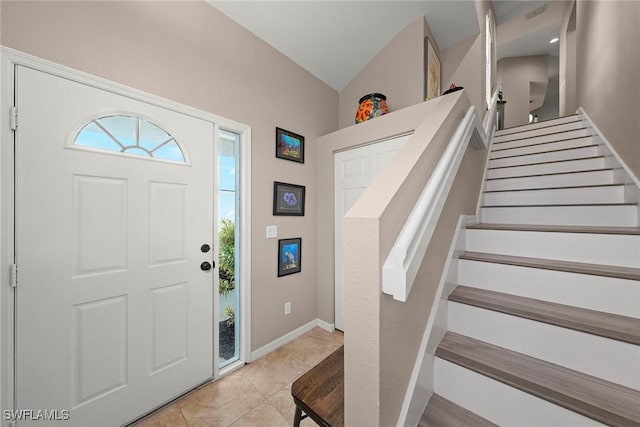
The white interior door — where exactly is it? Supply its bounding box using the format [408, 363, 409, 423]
[15, 66, 214, 426]
[334, 135, 410, 331]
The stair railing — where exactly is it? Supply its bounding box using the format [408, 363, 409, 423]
[483, 87, 500, 137]
[382, 105, 487, 302]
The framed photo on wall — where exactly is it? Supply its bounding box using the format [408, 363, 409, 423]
[424, 37, 441, 100]
[276, 127, 305, 163]
[273, 181, 305, 216]
[278, 238, 302, 277]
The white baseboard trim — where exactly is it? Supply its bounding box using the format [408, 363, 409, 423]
[577, 107, 640, 189]
[249, 318, 335, 362]
[316, 318, 336, 333]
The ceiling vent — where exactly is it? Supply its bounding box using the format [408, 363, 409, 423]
[526, 4, 548, 20]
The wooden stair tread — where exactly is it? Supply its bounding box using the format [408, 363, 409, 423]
[419, 394, 497, 427]
[449, 285, 640, 345]
[459, 251, 640, 281]
[435, 332, 640, 427]
[486, 168, 614, 181]
[484, 183, 624, 193]
[488, 155, 604, 170]
[493, 128, 589, 145]
[489, 144, 597, 160]
[482, 202, 637, 208]
[467, 223, 640, 235]
[495, 115, 580, 135]
[491, 135, 594, 153]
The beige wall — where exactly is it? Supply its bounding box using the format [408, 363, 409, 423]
[441, 0, 496, 120]
[497, 55, 549, 128]
[0, 0, 339, 351]
[574, 0, 640, 179]
[559, 0, 577, 115]
[380, 125, 486, 426]
[318, 90, 487, 425]
[316, 99, 440, 326]
[337, 16, 436, 129]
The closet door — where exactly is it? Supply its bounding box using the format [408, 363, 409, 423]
[333, 135, 409, 331]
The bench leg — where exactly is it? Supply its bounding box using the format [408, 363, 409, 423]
[293, 406, 303, 427]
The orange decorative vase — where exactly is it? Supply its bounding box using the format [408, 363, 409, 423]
[355, 93, 388, 124]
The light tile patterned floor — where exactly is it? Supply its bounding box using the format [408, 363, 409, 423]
[132, 327, 344, 427]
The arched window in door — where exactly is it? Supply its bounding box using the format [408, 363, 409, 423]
[73, 115, 187, 163]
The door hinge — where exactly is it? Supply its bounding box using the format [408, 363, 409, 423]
[10, 263, 17, 288]
[10, 106, 17, 131]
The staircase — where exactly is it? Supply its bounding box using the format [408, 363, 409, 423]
[421, 115, 640, 427]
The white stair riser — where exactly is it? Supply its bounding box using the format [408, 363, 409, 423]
[487, 158, 606, 179]
[491, 136, 598, 159]
[494, 121, 587, 142]
[465, 229, 640, 268]
[434, 358, 604, 427]
[447, 302, 640, 390]
[481, 205, 638, 227]
[493, 128, 593, 148]
[484, 185, 626, 206]
[485, 170, 615, 191]
[495, 116, 582, 138]
[458, 260, 640, 318]
[489, 146, 600, 169]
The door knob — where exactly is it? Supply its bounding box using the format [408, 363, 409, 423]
[201, 261, 212, 271]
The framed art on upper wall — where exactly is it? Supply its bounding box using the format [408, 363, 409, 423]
[424, 37, 441, 100]
[273, 181, 305, 216]
[276, 127, 305, 163]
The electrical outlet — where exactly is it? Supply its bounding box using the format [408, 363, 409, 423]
[284, 301, 291, 315]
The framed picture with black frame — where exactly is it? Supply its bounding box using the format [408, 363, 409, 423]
[273, 181, 305, 216]
[275, 127, 305, 163]
[278, 238, 302, 277]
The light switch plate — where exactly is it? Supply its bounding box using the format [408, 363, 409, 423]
[266, 225, 277, 239]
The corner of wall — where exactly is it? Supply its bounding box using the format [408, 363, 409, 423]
[338, 16, 428, 129]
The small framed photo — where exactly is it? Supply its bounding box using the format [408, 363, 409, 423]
[276, 127, 305, 163]
[278, 238, 301, 277]
[273, 181, 305, 216]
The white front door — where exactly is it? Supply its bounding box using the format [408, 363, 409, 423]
[334, 135, 410, 331]
[15, 66, 214, 426]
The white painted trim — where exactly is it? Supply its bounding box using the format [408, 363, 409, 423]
[248, 318, 336, 362]
[238, 127, 252, 370]
[577, 107, 640, 189]
[249, 320, 318, 362]
[0, 47, 252, 422]
[0, 48, 17, 427]
[382, 107, 486, 302]
[316, 318, 336, 333]
[476, 127, 496, 221]
[482, 87, 499, 137]
[398, 215, 472, 427]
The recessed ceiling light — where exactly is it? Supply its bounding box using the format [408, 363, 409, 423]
[550, 37, 559, 44]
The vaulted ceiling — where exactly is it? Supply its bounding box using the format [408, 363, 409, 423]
[207, 1, 561, 92]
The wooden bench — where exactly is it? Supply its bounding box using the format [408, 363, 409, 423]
[291, 345, 344, 427]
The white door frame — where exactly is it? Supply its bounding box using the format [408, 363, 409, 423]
[0, 47, 252, 423]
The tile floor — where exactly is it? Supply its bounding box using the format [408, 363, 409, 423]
[133, 327, 344, 427]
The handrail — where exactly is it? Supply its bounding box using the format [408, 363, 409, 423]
[483, 87, 499, 137]
[382, 105, 486, 302]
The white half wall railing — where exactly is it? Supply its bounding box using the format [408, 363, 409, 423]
[382, 106, 486, 302]
[483, 87, 499, 137]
